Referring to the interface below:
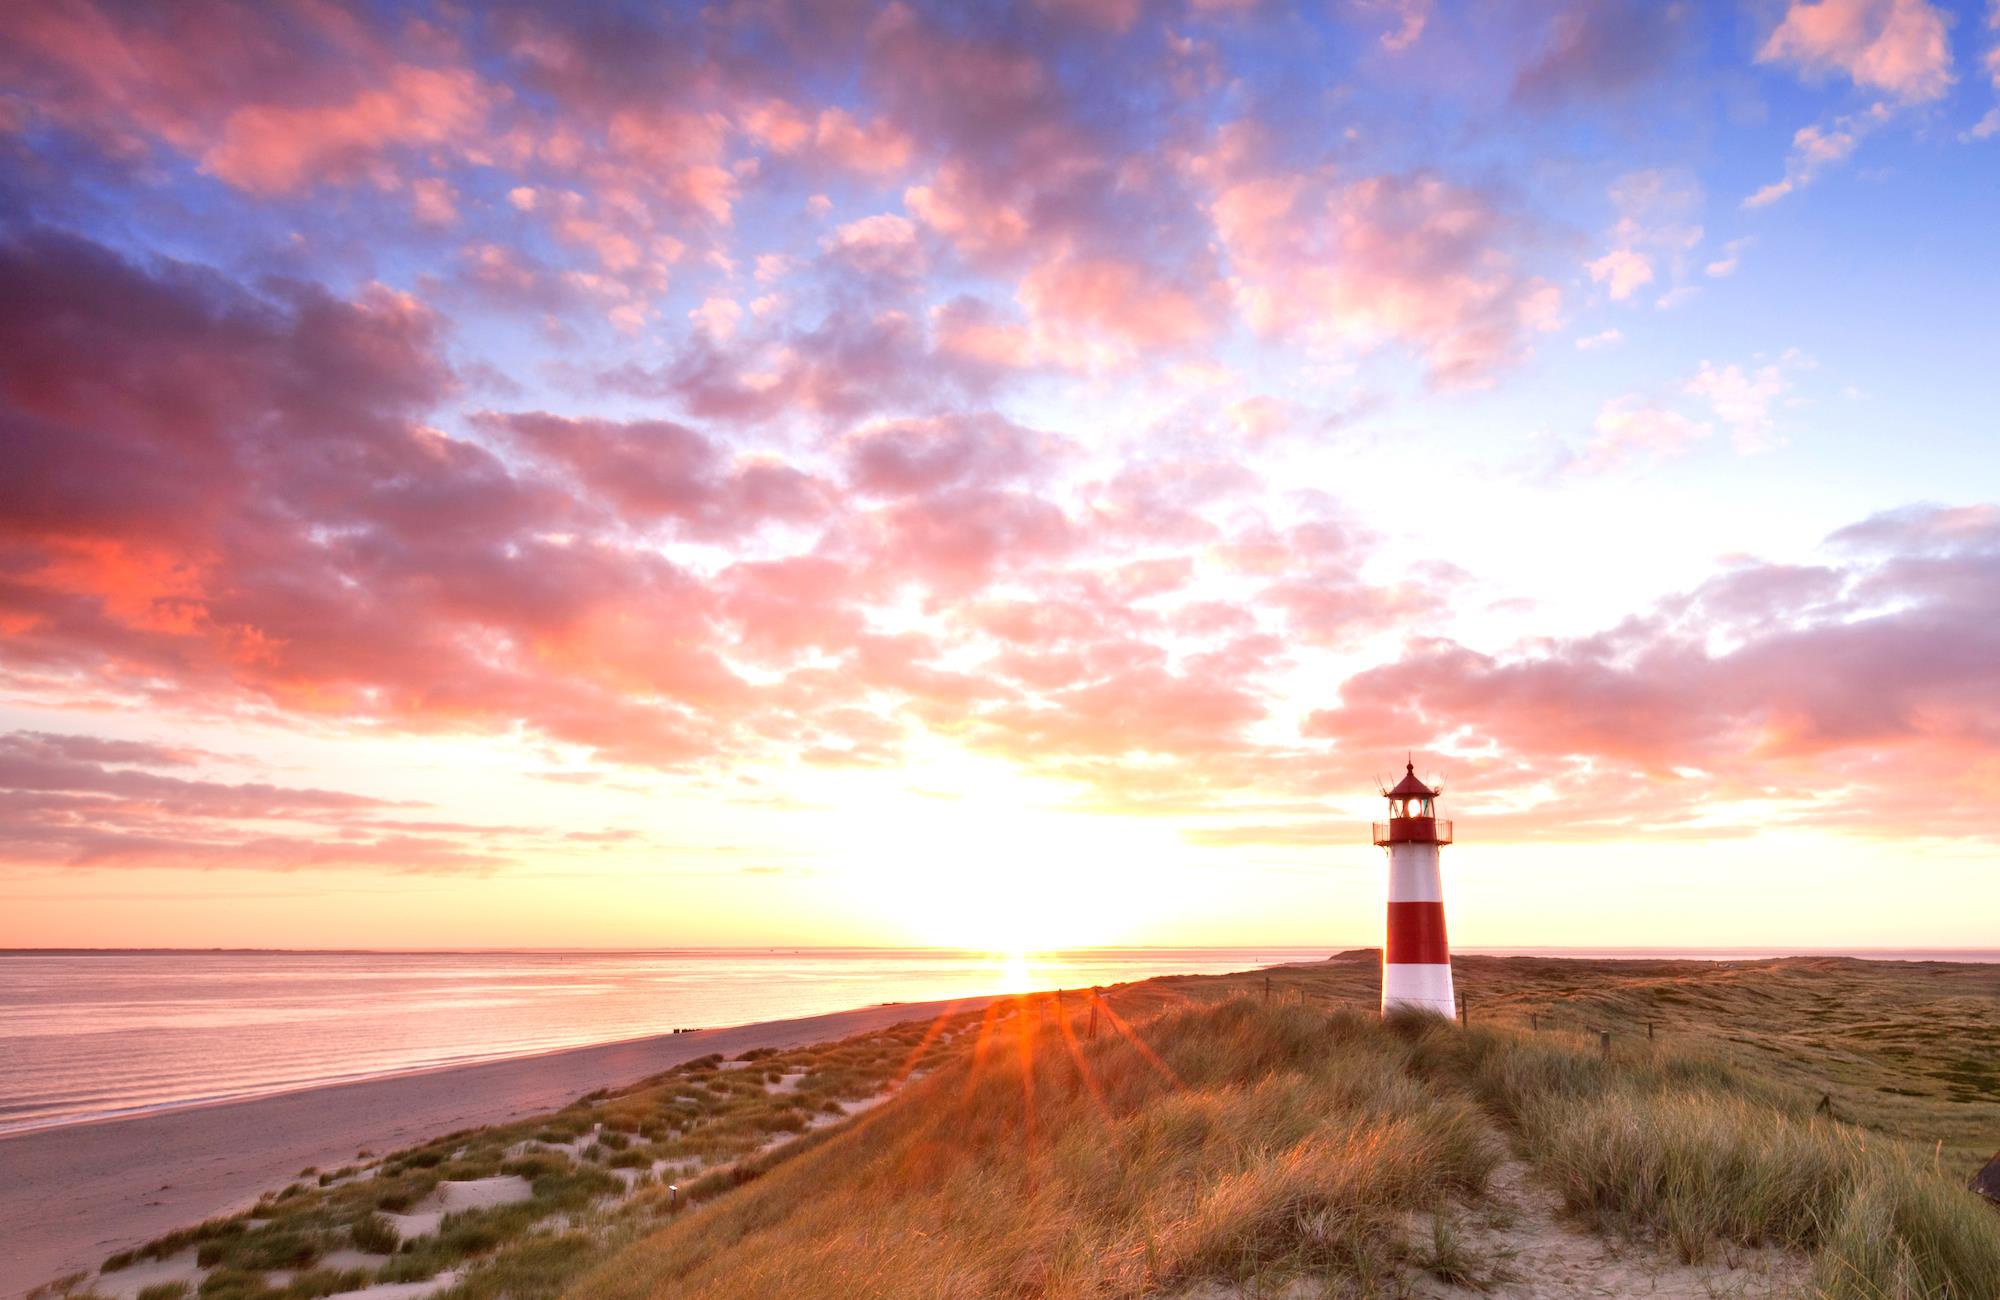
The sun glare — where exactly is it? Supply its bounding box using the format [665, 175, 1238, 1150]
[997, 950, 1033, 994]
[815, 752, 1190, 952]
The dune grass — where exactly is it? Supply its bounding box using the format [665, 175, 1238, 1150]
[1403, 1014, 2000, 1299]
[570, 1000, 1504, 1299]
[572, 996, 2000, 1300]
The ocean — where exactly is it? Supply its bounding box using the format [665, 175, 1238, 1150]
[4, 945, 1994, 1137]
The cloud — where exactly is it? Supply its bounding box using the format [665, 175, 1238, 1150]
[1747, 1, 1952, 204]
[1302, 504, 2000, 838]
[1588, 169, 1703, 303]
[1560, 354, 1798, 473]
[0, 227, 1440, 809]
[1705, 237, 1752, 278]
[1587, 249, 1654, 300]
[1511, 0, 1685, 108]
[477, 411, 832, 539]
[0, 729, 519, 873]
[843, 413, 1056, 497]
[1348, 0, 1432, 52]
[0, 229, 751, 766]
[1963, 4, 2000, 140]
[1202, 144, 1561, 384]
[1685, 360, 1790, 451]
[1759, 0, 1955, 104]
[205, 65, 497, 193]
[1571, 396, 1714, 474]
[1744, 102, 1893, 207]
[824, 212, 923, 276]
[1017, 254, 1219, 356]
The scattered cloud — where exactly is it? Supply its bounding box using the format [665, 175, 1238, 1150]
[1759, 0, 1955, 104]
[1745, 102, 1893, 207]
[1705, 237, 1752, 278]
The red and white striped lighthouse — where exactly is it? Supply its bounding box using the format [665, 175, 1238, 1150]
[1373, 760, 1456, 1019]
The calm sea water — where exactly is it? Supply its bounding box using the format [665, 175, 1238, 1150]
[0, 947, 1323, 1135]
[3, 946, 1993, 1136]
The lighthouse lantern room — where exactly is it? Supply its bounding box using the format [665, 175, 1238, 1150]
[1372, 760, 1456, 1019]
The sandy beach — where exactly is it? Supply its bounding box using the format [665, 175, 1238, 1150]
[0, 992, 1002, 1298]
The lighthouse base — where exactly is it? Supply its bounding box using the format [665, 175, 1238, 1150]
[1381, 962, 1456, 1019]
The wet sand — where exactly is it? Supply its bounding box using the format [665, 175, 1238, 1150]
[0, 993, 1001, 1297]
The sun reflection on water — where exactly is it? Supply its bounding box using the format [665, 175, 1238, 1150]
[997, 951, 1033, 994]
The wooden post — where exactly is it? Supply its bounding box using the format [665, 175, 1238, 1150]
[1599, 1030, 1611, 1055]
[1531, 1012, 1539, 1031]
[1264, 975, 1271, 1003]
[1647, 1019, 1654, 1041]
[1089, 987, 1100, 1041]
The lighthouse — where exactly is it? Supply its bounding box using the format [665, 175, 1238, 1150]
[1373, 760, 1456, 1019]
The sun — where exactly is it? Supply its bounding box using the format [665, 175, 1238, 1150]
[996, 950, 1033, 994]
[815, 753, 1192, 953]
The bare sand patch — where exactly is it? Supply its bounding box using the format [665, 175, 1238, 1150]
[385, 1174, 534, 1240]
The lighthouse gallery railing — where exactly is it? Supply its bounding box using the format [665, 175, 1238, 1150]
[1372, 819, 1452, 846]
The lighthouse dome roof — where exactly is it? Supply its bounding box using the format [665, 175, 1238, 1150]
[1386, 762, 1437, 799]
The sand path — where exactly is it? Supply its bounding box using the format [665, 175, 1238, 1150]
[1410, 1159, 1807, 1299]
[0, 993, 999, 1298]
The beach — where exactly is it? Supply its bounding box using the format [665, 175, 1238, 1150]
[0, 992, 1003, 1298]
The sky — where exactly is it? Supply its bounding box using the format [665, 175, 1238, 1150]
[1, 0, 1997, 953]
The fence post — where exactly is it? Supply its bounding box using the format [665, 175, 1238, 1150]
[1264, 975, 1271, 1003]
[1531, 1012, 1539, 1031]
[1089, 987, 1100, 1041]
[1599, 1030, 1611, 1055]
[1647, 1019, 1654, 1041]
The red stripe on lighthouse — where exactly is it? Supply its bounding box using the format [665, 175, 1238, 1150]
[1385, 901, 1449, 965]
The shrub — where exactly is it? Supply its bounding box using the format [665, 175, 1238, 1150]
[349, 1213, 399, 1255]
[1812, 1159, 2000, 1299]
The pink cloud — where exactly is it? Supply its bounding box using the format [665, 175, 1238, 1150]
[843, 413, 1055, 496]
[0, 729, 526, 873]
[205, 64, 496, 193]
[1201, 136, 1559, 383]
[479, 412, 832, 540]
[1760, 0, 1955, 104]
[1018, 255, 1219, 354]
[905, 162, 1034, 262]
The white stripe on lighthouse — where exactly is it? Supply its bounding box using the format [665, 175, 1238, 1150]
[1381, 963, 1454, 1007]
[1388, 844, 1443, 901]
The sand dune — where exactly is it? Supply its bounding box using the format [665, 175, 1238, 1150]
[0, 992, 1001, 1298]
